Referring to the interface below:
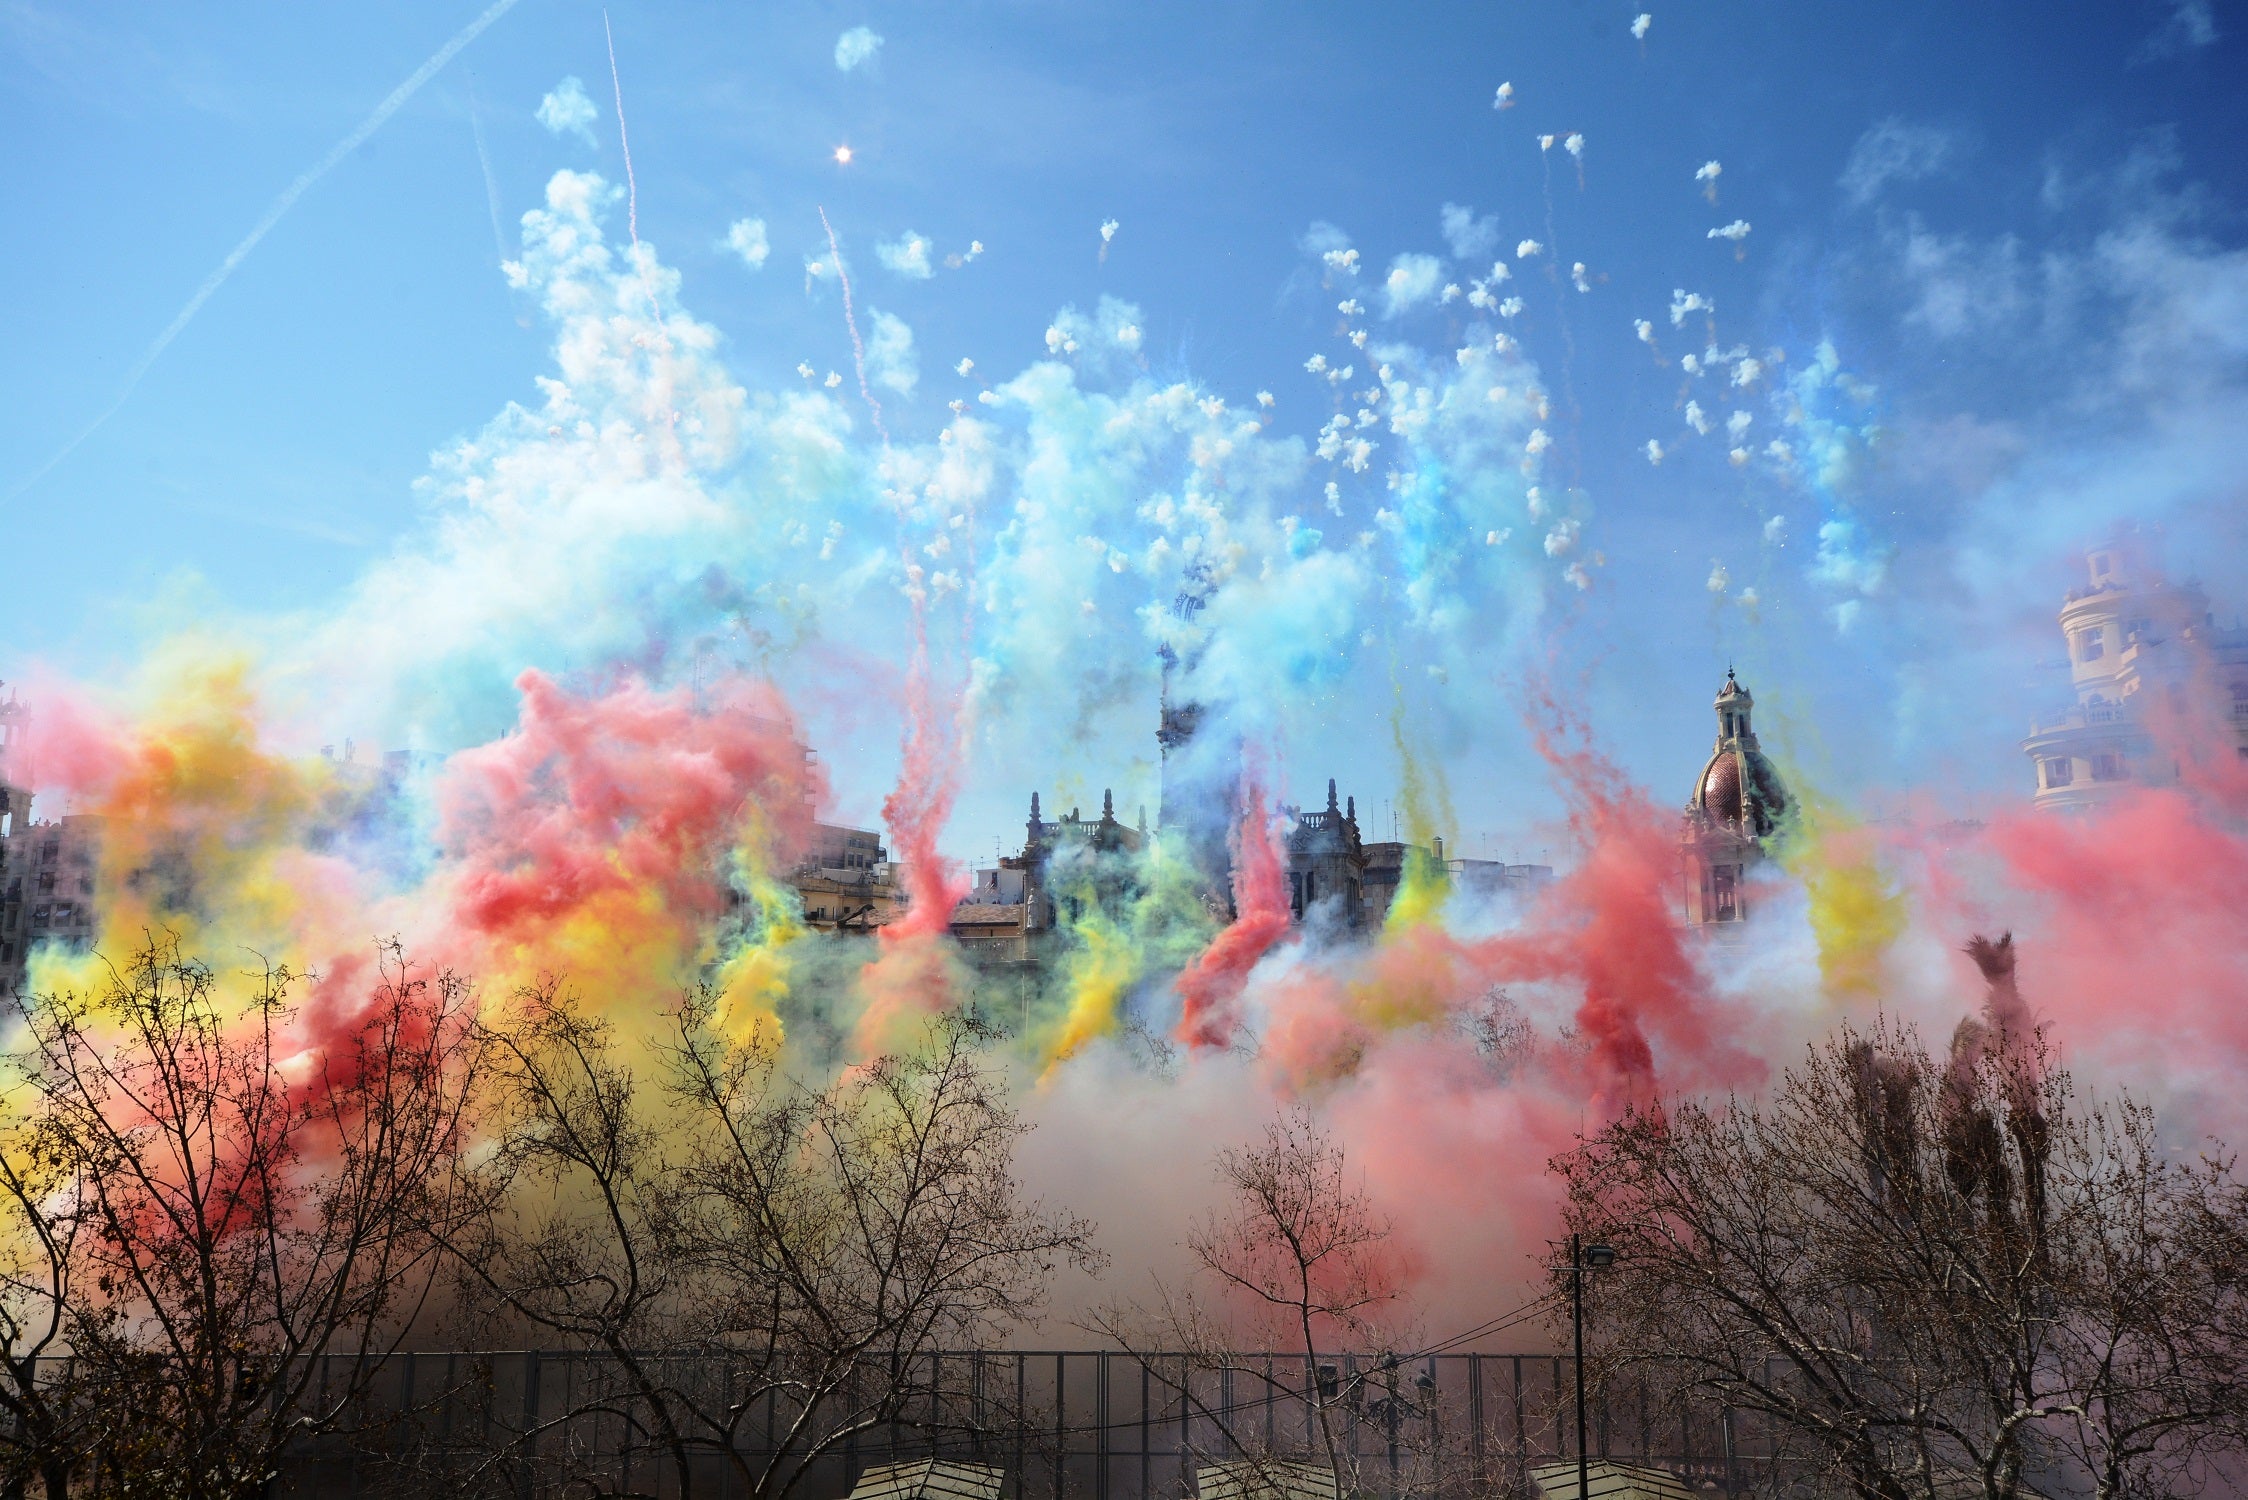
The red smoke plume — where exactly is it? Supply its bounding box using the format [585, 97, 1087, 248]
[1175, 769, 1291, 1050]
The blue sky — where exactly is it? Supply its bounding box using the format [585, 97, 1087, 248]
[4, 0, 2244, 863]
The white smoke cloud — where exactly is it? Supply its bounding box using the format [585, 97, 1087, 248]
[877, 230, 935, 279]
[834, 26, 884, 71]
[867, 310, 918, 394]
[1840, 119, 1957, 207]
[722, 218, 769, 270]
[1381, 253, 1444, 316]
[1440, 203, 1500, 261]
[535, 77, 598, 146]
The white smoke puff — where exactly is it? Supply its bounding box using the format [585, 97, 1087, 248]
[1493, 332, 1516, 353]
[1338, 298, 1364, 316]
[955, 357, 975, 377]
[1516, 239, 1543, 259]
[722, 218, 770, 270]
[867, 310, 921, 395]
[1631, 13, 1652, 38]
[795, 362, 814, 379]
[1440, 203, 1502, 260]
[1256, 391, 1275, 408]
[1729, 446, 1749, 466]
[1440, 283, 1463, 304]
[1765, 438, 1793, 462]
[1324, 247, 1361, 274]
[1524, 428, 1551, 456]
[1099, 218, 1120, 243]
[1349, 329, 1369, 348]
[1494, 82, 1515, 109]
[824, 371, 842, 387]
[1685, 401, 1710, 434]
[1695, 161, 1722, 185]
[1324, 481, 1342, 514]
[1731, 358, 1763, 387]
[1708, 220, 1752, 243]
[1489, 261, 1513, 282]
[1486, 528, 1511, 545]
[834, 26, 884, 71]
[1571, 262, 1591, 292]
[1498, 296, 1525, 318]
[1304, 353, 1329, 374]
[876, 231, 935, 279]
[1381, 253, 1444, 315]
[1113, 322, 1142, 350]
[1764, 515, 1788, 542]
[1707, 561, 1729, 593]
[1538, 134, 1555, 151]
[1727, 410, 1753, 439]
[1682, 353, 1701, 375]
[1544, 518, 1580, 555]
[1634, 318, 1655, 344]
[1527, 485, 1547, 519]
[1564, 561, 1591, 589]
[536, 77, 599, 146]
[1669, 289, 1712, 325]
[1563, 133, 1585, 158]
[1738, 586, 1759, 608]
[1644, 439, 1665, 465]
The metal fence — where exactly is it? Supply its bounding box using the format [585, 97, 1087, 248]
[273, 1350, 1763, 1499]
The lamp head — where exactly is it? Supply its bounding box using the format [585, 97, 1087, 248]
[1582, 1243, 1617, 1269]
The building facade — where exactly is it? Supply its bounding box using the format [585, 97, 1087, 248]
[2023, 543, 2248, 813]
[1680, 670, 1790, 927]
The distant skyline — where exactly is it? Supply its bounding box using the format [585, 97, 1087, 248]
[4, 1, 2244, 861]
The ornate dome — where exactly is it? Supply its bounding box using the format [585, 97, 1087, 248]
[1700, 751, 1744, 822]
[1685, 671, 1790, 839]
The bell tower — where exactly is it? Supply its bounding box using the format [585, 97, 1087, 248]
[1680, 669, 1789, 926]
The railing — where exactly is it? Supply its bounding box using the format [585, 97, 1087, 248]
[247, 1349, 1771, 1499]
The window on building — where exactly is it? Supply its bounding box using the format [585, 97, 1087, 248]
[2041, 758, 2073, 789]
[1711, 867, 1739, 922]
[2092, 752, 2127, 782]
[2075, 629, 2104, 662]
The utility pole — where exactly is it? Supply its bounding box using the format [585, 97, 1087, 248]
[1569, 1235, 1615, 1500]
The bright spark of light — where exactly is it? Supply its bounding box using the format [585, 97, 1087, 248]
[833, 144, 854, 165]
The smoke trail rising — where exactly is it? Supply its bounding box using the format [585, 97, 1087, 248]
[603, 11, 641, 249]
[1175, 767, 1290, 1050]
[819, 207, 889, 446]
[5, 0, 525, 502]
[467, 74, 507, 263]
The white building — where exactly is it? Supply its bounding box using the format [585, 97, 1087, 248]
[2023, 543, 2248, 813]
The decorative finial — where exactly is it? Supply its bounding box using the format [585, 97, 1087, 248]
[1346, 795, 1356, 821]
[1327, 778, 1339, 812]
[1030, 792, 1041, 819]
[1102, 788, 1114, 819]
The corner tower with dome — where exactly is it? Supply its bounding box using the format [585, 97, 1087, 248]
[1680, 669, 1790, 926]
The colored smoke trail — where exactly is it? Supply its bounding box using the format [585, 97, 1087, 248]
[1774, 776, 1906, 999]
[1175, 773, 1290, 1050]
[1383, 703, 1453, 932]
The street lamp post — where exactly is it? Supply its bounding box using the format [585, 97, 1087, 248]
[1570, 1235, 1616, 1500]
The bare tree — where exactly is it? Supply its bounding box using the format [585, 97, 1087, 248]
[1092, 1110, 1415, 1500]
[1552, 935, 2248, 1500]
[443, 986, 1101, 1500]
[0, 1051, 90, 1500]
[12, 935, 489, 1499]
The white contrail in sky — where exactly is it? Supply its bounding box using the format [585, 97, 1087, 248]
[467, 71, 509, 264]
[8, 0, 526, 501]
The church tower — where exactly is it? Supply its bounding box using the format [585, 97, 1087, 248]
[1680, 670, 1789, 926]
